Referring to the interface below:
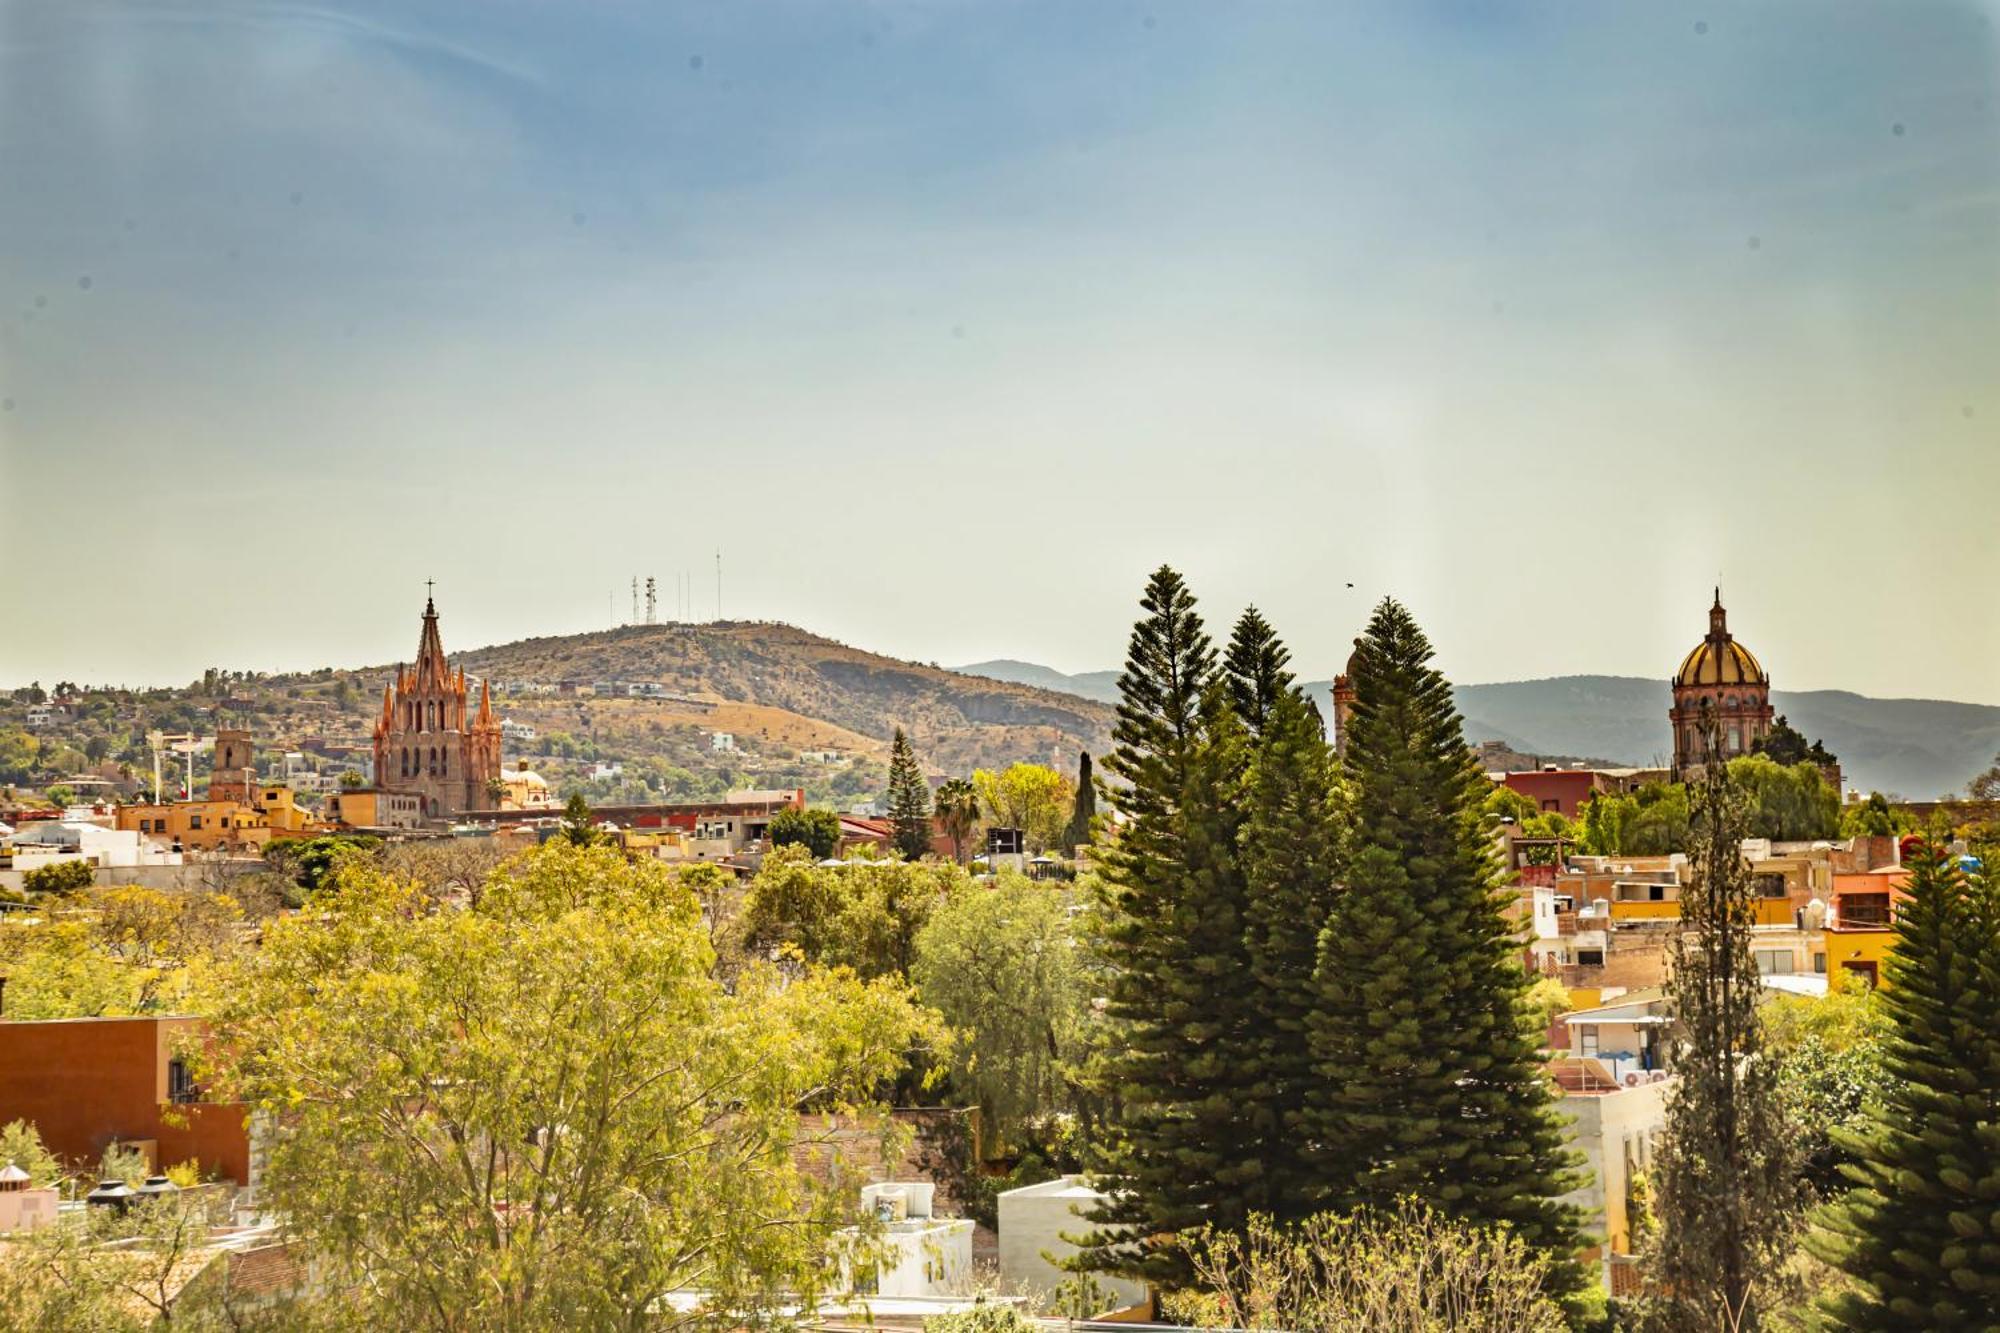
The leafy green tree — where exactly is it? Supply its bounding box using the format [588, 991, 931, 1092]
[973, 762, 1073, 854]
[1840, 791, 1910, 838]
[338, 769, 365, 790]
[1305, 599, 1584, 1287]
[1579, 782, 1692, 856]
[1808, 841, 2000, 1327]
[886, 728, 933, 860]
[912, 873, 1088, 1136]
[0, 729, 38, 783]
[21, 860, 93, 896]
[206, 842, 937, 1330]
[933, 778, 980, 864]
[767, 806, 842, 859]
[0, 1120, 63, 1190]
[559, 791, 601, 846]
[1238, 685, 1342, 1223]
[1726, 755, 1840, 843]
[1080, 566, 1259, 1280]
[1224, 605, 1294, 736]
[741, 847, 963, 979]
[1063, 751, 1097, 854]
[1649, 730, 1803, 1330]
[1753, 715, 1837, 769]
[41, 785, 75, 809]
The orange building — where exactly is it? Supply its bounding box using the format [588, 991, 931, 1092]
[116, 784, 325, 853]
[0, 1016, 252, 1185]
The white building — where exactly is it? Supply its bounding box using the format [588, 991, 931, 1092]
[501, 718, 538, 744]
[710, 732, 736, 754]
[996, 1176, 1148, 1315]
[1, 821, 183, 875]
[1554, 1071, 1671, 1267]
[847, 1182, 974, 1298]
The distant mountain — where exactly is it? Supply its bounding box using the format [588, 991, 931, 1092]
[952, 660, 1123, 706]
[955, 663, 2000, 798]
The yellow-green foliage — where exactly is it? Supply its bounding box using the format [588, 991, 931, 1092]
[201, 839, 941, 1327]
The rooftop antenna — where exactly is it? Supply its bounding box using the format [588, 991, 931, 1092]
[715, 550, 722, 622]
[645, 576, 657, 625]
[631, 577, 639, 626]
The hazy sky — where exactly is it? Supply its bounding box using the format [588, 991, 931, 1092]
[3, 1, 1997, 701]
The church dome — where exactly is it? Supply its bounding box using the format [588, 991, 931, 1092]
[1676, 638, 1765, 687]
[1674, 592, 1766, 687]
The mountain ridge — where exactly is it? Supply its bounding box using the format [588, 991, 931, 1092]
[953, 662, 2000, 798]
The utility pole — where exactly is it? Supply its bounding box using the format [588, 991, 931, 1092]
[645, 576, 657, 625]
[631, 577, 639, 626]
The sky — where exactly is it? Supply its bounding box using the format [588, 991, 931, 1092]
[2, 1, 1997, 701]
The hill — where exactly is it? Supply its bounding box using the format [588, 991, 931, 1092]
[455, 623, 1114, 779]
[0, 623, 1115, 810]
[954, 663, 2000, 798]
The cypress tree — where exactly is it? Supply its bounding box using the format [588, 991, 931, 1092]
[886, 727, 933, 861]
[1305, 599, 1584, 1280]
[1064, 750, 1097, 854]
[1224, 605, 1294, 736]
[1648, 719, 1802, 1330]
[1808, 841, 2000, 1328]
[1239, 684, 1343, 1222]
[1081, 566, 1258, 1280]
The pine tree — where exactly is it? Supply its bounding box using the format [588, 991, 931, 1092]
[1064, 750, 1097, 854]
[1808, 841, 2000, 1329]
[1238, 684, 1343, 1222]
[1224, 606, 1294, 736]
[1305, 599, 1584, 1281]
[886, 728, 933, 861]
[1649, 719, 1802, 1330]
[1080, 566, 1258, 1280]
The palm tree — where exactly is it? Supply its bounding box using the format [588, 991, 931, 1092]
[933, 777, 979, 864]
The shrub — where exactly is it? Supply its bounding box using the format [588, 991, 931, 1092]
[23, 861, 94, 896]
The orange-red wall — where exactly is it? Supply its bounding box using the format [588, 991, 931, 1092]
[0, 1016, 249, 1183]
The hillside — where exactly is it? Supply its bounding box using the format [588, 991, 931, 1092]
[955, 663, 2000, 798]
[455, 623, 1114, 779]
[0, 623, 1115, 809]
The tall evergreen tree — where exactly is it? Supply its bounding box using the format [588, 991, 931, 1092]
[1649, 718, 1802, 1330]
[1080, 566, 1258, 1280]
[886, 728, 933, 861]
[1238, 684, 1343, 1222]
[1064, 751, 1097, 853]
[1224, 606, 1294, 736]
[1808, 841, 2000, 1328]
[1305, 599, 1584, 1282]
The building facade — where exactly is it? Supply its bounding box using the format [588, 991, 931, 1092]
[372, 595, 503, 820]
[1669, 590, 1774, 779]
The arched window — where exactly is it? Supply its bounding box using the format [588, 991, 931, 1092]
[440, 749, 448, 776]
[1723, 694, 1738, 710]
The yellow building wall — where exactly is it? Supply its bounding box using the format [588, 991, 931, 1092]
[1609, 901, 1679, 922]
[1822, 929, 1897, 989]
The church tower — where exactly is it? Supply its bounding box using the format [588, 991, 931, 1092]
[373, 593, 503, 819]
[1669, 589, 1774, 780]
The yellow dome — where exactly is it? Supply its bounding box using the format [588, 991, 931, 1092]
[1675, 591, 1766, 687]
[1676, 638, 1765, 687]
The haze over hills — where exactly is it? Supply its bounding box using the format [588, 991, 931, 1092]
[955, 662, 2000, 799]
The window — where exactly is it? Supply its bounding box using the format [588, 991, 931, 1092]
[189, 815, 202, 830]
[1577, 948, 1605, 967]
[1580, 1028, 1599, 1056]
[1754, 948, 1791, 975]
[1541, 798, 1560, 812]
[1813, 952, 1828, 974]
[168, 1058, 199, 1104]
